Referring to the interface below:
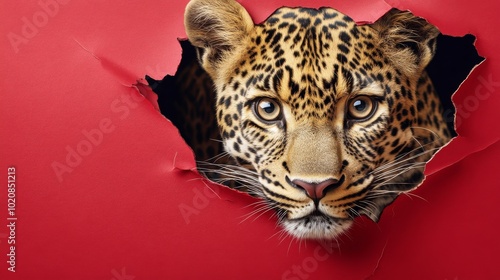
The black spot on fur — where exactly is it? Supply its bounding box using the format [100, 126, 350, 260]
[338, 44, 349, 54]
[337, 53, 348, 64]
[322, 11, 338, 20]
[283, 12, 297, 19]
[298, 18, 311, 28]
[282, 161, 290, 173]
[299, 8, 319, 16]
[267, 17, 279, 25]
[339, 32, 351, 45]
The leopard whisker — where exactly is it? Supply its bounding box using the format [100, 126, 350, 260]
[372, 164, 425, 190]
[370, 151, 437, 183]
[241, 200, 272, 213]
[354, 199, 380, 216]
[239, 200, 279, 223]
[208, 137, 224, 143]
[367, 189, 428, 202]
[196, 165, 264, 197]
[196, 161, 259, 175]
[197, 150, 231, 164]
[372, 163, 425, 182]
[372, 162, 426, 183]
[267, 225, 289, 243]
[196, 171, 258, 187]
[371, 145, 439, 175]
[412, 135, 425, 151]
[196, 164, 259, 181]
[411, 126, 443, 141]
[399, 191, 428, 202]
[239, 206, 270, 223]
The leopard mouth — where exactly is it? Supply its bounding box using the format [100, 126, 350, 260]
[282, 211, 353, 239]
[259, 174, 377, 239]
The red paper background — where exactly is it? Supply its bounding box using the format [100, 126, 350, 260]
[1, 0, 499, 279]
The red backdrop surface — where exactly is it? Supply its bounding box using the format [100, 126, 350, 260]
[1, 0, 499, 279]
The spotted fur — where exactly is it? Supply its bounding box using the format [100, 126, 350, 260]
[184, 0, 451, 239]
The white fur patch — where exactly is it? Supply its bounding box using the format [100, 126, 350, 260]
[283, 216, 353, 239]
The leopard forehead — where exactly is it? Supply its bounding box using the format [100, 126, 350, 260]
[217, 7, 399, 121]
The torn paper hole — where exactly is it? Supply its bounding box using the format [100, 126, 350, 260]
[426, 33, 484, 135]
[147, 5, 483, 239]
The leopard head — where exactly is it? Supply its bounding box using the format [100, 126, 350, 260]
[185, 0, 449, 239]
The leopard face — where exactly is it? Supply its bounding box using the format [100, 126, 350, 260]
[185, 0, 451, 239]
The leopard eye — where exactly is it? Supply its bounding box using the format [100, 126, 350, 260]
[347, 96, 377, 120]
[253, 98, 282, 122]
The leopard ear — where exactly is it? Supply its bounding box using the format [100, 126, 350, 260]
[184, 0, 254, 76]
[371, 9, 440, 76]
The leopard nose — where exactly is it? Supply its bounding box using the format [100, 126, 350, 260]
[292, 178, 340, 200]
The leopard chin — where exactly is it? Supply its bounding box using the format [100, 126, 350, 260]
[282, 213, 353, 240]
